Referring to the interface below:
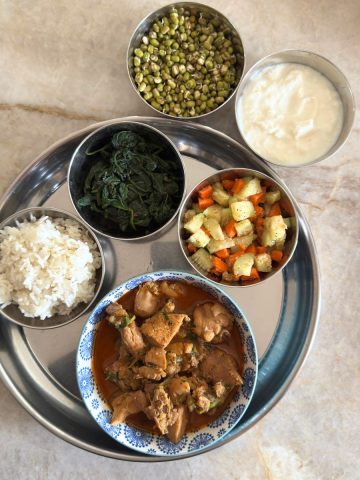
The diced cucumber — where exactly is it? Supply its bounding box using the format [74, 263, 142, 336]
[237, 177, 262, 200]
[191, 248, 213, 272]
[188, 229, 210, 248]
[255, 253, 272, 272]
[231, 201, 255, 221]
[207, 237, 235, 254]
[212, 189, 230, 207]
[261, 215, 287, 247]
[184, 213, 204, 234]
[235, 219, 253, 237]
[203, 218, 224, 241]
[233, 253, 254, 276]
[265, 190, 281, 205]
[204, 204, 223, 223]
[220, 208, 233, 227]
[233, 233, 256, 248]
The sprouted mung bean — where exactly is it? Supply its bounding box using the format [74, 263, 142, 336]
[131, 6, 244, 117]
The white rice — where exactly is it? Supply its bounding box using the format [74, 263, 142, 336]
[0, 215, 101, 320]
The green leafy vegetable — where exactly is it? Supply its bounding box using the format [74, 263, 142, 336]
[77, 131, 183, 234]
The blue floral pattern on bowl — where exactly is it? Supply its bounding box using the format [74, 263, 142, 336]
[79, 330, 95, 361]
[241, 368, 256, 400]
[76, 271, 258, 457]
[188, 433, 215, 451]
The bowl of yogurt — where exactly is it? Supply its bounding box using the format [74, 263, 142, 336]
[235, 50, 355, 167]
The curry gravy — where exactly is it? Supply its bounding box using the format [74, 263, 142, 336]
[92, 281, 244, 435]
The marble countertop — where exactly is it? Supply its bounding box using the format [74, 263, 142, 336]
[1, 1, 359, 478]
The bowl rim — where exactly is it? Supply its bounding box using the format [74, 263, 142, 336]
[67, 119, 187, 241]
[76, 269, 258, 457]
[177, 167, 299, 288]
[0, 206, 105, 329]
[126, 1, 246, 120]
[234, 48, 356, 167]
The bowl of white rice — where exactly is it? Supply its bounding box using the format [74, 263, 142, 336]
[0, 207, 105, 329]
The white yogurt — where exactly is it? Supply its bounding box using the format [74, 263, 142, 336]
[238, 63, 344, 165]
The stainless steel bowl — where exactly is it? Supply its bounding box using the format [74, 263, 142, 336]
[127, 2, 245, 119]
[0, 207, 105, 329]
[178, 167, 299, 287]
[68, 120, 186, 240]
[235, 49, 355, 167]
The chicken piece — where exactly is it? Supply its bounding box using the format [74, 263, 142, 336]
[160, 281, 186, 298]
[167, 341, 194, 355]
[111, 391, 148, 425]
[106, 302, 127, 316]
[193, 386, 211, 414]
[134, 365, 166, 381]
[140, 312, 190, 348]
[144, 383, 157, 397]
[134, 282, 161, 317]
[145, 386, 179, 434]
[167, 405, 189, 444]
[193, 302, 234, 343]
[105, 351, 141, 392]
[180, 353, 199, 372]
[186, 381, 211, 414]
[162, 298, 175, 313]
[166, 352, 181, 376]
[214, 381, 226, 398]
[145, 347, 167, 369]
[120, 321, 146, 357]
[106, 303, 133, 329]
[167, 377, 191, 404]
[199, 348, 242, 387]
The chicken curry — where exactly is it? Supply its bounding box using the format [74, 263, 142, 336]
[92, 280, 244, 443]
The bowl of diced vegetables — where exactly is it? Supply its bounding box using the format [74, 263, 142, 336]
[178, 168, 299, 287]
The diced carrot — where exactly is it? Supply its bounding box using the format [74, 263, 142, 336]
[279, 198, 293, 216]
[215, 248, 230, 259]
[187, 243, 197, 254]
[212, 256, 228, 273]
[256, 246, 266, 254]
[245, 245, 257, 255]
[254, 205, 264, 217]
[201, 226, 211, 236]
[271, 250, 283, 262]
[222, 179, 234, 191]
[241, 267, 260, 281]
[198, 184, 213, 199]
[228, 250, 245, 268]
[224, 219, 237, 238]
[198, 197, 214, 210]
[249, 193, 265, 206]
[268, 202, 281, 217]
[231, 178, 245, 194]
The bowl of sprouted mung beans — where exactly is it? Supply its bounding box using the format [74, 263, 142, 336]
[127, 2, 245, 119]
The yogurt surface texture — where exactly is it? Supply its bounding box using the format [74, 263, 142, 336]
[238, 63, 344, 165]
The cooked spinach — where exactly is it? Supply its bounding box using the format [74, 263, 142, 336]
[77, 131, 183, 233]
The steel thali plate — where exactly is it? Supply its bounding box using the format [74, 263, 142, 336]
[0, 117, 320, 461]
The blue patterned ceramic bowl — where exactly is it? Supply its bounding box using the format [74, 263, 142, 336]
[76, 271, 258, 457]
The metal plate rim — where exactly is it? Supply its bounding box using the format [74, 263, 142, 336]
[0, 116, 321, 461]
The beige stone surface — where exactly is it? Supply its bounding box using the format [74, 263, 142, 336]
[0, 0, 359, 478]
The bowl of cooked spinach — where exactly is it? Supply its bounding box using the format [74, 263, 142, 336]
[68, 121, 186, 240]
